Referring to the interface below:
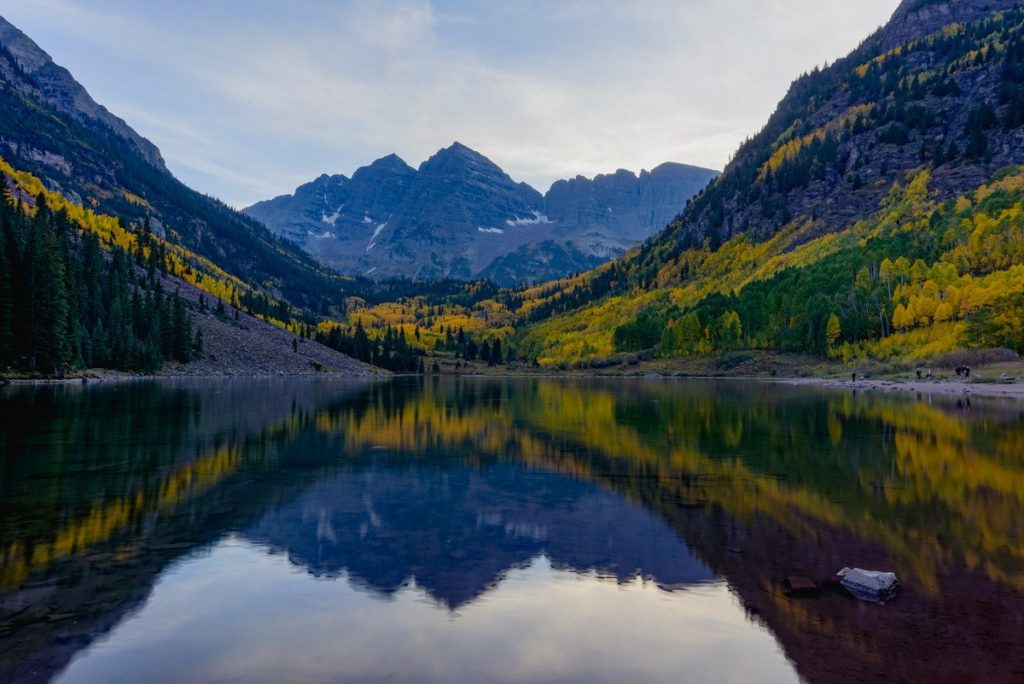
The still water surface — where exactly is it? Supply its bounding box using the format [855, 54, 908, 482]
[2, 378, 1024, 683]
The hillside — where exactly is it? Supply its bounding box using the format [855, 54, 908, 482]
[0, 14, 443, 318]
[501, 0, 1024, 367]
[0, 158, 373, 378]
[244, 144, 717, 285]
[0, 14, 493, 377]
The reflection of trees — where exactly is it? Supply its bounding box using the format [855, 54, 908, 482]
[324, 378, 1024, 682]
[327, 378, 1024, 596]
[0, 380, 373, 587]
[4, 377, 1024, 684]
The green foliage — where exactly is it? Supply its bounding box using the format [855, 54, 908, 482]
[613, 307, 665, 353]
[0, 192, 196, 374]
[606, 168, 1024, 361]
[963, 295, 1024, 352]
[316, 321, 424, 373]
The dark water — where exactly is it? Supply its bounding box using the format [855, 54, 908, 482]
[2, 378, 1024, 683]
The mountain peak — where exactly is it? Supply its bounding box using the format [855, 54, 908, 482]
[431, 141, 487, 162]
[367, 153, 413, 171]
[420, 141, 505, 177]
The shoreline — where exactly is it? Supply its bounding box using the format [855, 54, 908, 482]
[1, 368, 381, 386]
[5, 368, 1024, 400]
[776, 376, 1024, 400]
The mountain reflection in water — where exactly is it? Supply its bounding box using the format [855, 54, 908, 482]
[246, 464, 715, 608]
[2, 377, 1024, 683]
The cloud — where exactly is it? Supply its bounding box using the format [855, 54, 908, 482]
[0, 0, 900, 207]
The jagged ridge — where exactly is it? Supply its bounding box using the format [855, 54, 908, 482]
[244, 144, 717, 285]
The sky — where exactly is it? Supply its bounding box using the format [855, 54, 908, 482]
[1, 0, 900, 208]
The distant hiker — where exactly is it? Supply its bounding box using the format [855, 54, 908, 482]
[965, 366, 971, 379]
[926, 369, 933, 379]
[916, 369, 922, 380]
[851, 372, 857, 382]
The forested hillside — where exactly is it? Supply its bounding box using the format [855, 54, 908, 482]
[0, 189, 197, 374]
[0, 157, 381, 376]
[502, 0, 1024, 367]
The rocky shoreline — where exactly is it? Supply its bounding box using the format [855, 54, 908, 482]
[778, 376, 1024, 400]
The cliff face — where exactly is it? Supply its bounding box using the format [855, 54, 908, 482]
[245, 146, 718, 284]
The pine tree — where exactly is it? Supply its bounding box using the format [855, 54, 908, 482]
[171, 293, 192, 362]
[965, 102, 997, 160]
[28, 202, 71, 373]
[0, 215, 12, 364]
[353, 321, 371, 363]
[193, 327, 204, 358]
[489, 338, 502, 367]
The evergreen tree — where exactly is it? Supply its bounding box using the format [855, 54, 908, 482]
[965, 102, 997, 159]
[193, 327, 204, 358]
[353, 322, 371, 363]
[0, 216, 12, 363]
[28, 202, 71, 373]
[489, 338, 502, 366]
[171, 292, 192, 362]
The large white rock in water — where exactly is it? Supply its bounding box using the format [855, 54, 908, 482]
[838, 567, 899, 603]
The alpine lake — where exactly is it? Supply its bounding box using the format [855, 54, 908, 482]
[2, 377, 1023, 683]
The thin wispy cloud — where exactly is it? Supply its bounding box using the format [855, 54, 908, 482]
[1, 0, 899, 207]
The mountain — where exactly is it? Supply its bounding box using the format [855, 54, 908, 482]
[504, 0, 1024, 366]
[0, 13, 383, 314]
[637, 0, 1024, 258]
[0, 14, 435, 377]
[243, 145, 718, 285]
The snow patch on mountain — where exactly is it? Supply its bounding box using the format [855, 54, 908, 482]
[366, 222, 389, 252]
[506, 211, 554, 227]
[321, 205, 344, 226]
[478, 227, 504, 234]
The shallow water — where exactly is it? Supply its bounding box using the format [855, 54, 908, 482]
[2, 377, 1023, 683]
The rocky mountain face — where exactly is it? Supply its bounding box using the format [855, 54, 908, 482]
[244, 144, 717, 285]
[880, 0, 1022, 52]
[630, 0, 1024, 282]
[0, 17, 165, 170]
